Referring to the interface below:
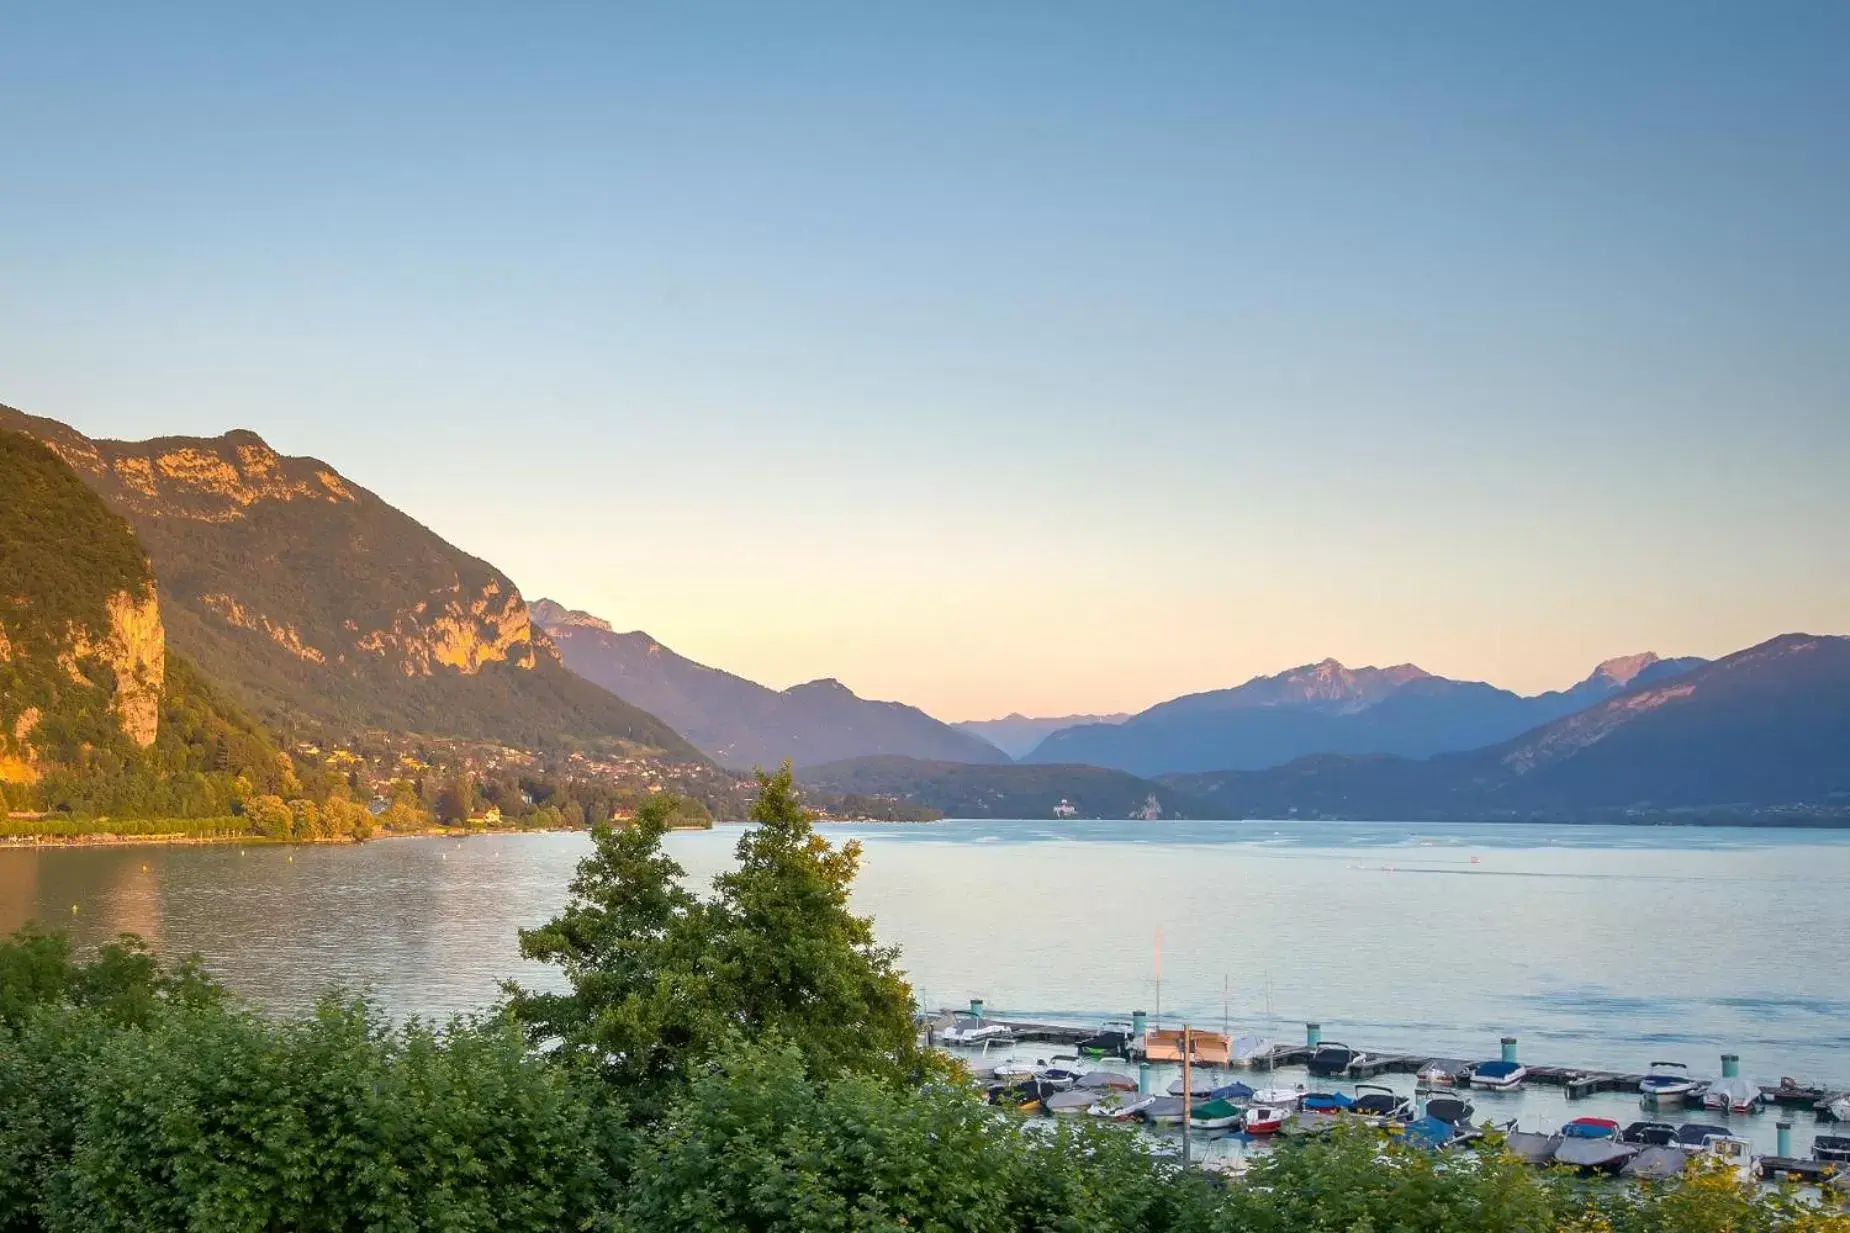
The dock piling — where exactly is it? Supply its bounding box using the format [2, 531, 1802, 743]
[1132, 1009, 1147, 1040]
[1721, 1053, 1740, 1079]
[1777, 1121, 1792, 1158]
[970, 997, 984, 1022]
[1139, 1062, 1151, 1097]
[1501, 1037, 1519, 1065]
[1306, 1022, 1322, 1047]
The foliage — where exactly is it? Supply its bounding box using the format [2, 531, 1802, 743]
[509, 764, 926, 1098]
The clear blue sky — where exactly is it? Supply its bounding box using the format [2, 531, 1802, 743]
[3, 2, 1846, 718]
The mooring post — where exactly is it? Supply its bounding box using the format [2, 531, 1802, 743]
[1501, 1036, 1518, 1064]
[1721, 1053, 1740, 1078]
[970, 997, 984, 1022]
[1777, 1121, 1792, 1158]
[1306, 1021, 1322, 1047]
[1139, 1061, 1151, 1096]
[1132, 1009, 1148, 1043]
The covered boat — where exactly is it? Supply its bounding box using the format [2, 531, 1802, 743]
[1622, 1145, 1693, 1180]
[1076, 1021, 1136, 1057]
[1141, 1097, 1198, 1125]
[1554, 1137, 1639, 1173]
[1351, 1085, 1414, 1122]
[1308, 1041, 1364, 1077]
[1044, 1088, 1098, 1116]
[1037, 1064, 1087, 1090]
[1243, 1104, 1291, 1135]
[1503, 1131, 1562, 1164]
[1415, 1058, 1471, 1088]
[1251, 1086, 1304, 1107]
[1189, 1098, 1244, 1130]
[1209, 1080, 1255, 1102]
[1168, 1073, 1217, 1098]
[1676, 1122, 1736, 1150]
[1639, 1061, 1700, 1102]
[1469, 1060, 1527, 1091]
[1088, 1092, 1154, 1120]
[1400, 1115, 1454, 1150]
[1302, 1091, 1356, 1115]
[991, 1061, 1035, 1080]
[1075, 1069, 1138, 1091]
[941, 1018, 1015, 1047]
[1830, 1095, 1850, 1122]
[1621, 1121, 1679, 1146]
[1814, 1135, 1850, 1164]
[1231, 1034, 1275, 1066]
[1281, 1110, 1342, 1137]
[1701, 1076, 1762, 1114]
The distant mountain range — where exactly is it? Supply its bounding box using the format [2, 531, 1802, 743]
[952, 712, 1130, 760]
[1164, 634, 1850, 821]
[0, 404, 700, 758]
[1023, 653, 1707, 776]
[531, 601, 1008, 770]
[795, 756, 1194, 820]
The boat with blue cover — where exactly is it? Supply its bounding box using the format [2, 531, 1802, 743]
[1302, 1091, 1356, 1114]
[1639, 1061, 1700, 1102]
[1469, 1059, 1527, 1091]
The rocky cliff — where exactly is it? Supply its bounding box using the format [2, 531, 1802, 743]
[0, 405, 700, 757]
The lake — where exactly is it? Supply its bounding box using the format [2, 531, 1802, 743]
[4, 818, 1846, 1155]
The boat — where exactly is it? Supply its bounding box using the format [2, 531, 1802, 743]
[1399, 1114, 1455, 1150]
[1701, 1076, 1762, 1114]
[1301, 1091, 1355, 1115]
[1639, 1061, 1700, 1102]
[1189, 1098, 1244, 1131]
[1503, 1130, 1562, 1164]
[1694, 1134, 1760, 1182]
[1231, 1034, 1275, 1066]
[1469, 1060, 1528, 1091]
[1044, 1088, 1098, 1116]
[1307, 1041, 1364, 1077]
[1561, 1116, 1622, 1140]
[1076, 1021, 1136, 1057]
[1675, 1122, 1736, 1150]
[988, 1079, 1057, 1114]
[1621, 1145, 1694, 1180]
[1829, 1095, 1850, 1122]
[991, 1061, 1035, 1080]
[1554, 1137, 1639, 1173]
[1415, 1058, 1471, 1089]
[1621, 1120, 1680, 1146]
[1088, 1092, 1155, 1120]
[1168, 1073, 1216, 1098]
[1351, 1084, 1414, 1122]
[940, 1018, 1015, 1047]
[1037, 1065, 1087, 1090]
[1074, 1069, 1138, 1091]
[1242, 1104, 1290, 1135]
[1141, 1097, 1199, 1126]
[1423, 1096, 1475, 1127]
[1251, 1086, 1304, 1107]
[1209, 1080, 1254, 1102]
[1810, 1134, 1850, 1163]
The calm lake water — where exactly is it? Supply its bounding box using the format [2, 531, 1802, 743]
[4, 819, 1846, 1154]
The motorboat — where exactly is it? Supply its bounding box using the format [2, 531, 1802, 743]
[1076, 1020, 1136, 1057]
[1695, 1134, 1760, 1183]
[1399, 1114, 1455, 1150]
[1621, 1145, 1694, 1180]
[1307, 1041, 1364, 1077]
[1168, 1073, 1217, 1098]
[1044, 1088, 1098, 1116]
[1423, 1096, 1475, 1127]
[1503, 1130, 1562, 1164]
[1701, 1076, 1762, 1114]
[941, 1018, 1015, 1047]
[1561, 1116, 1621, 1140]
[1280, 1111, 1342, 1138]
[1621, 1120, 1680, 1146]
[1141, 1097, 1198, 1126]
[1242, 1104, 1290, 1135]
[990, 1061, 1035, 1080]
[1088, 1092, 1154, 1120]
[1830, 1095, 1850, 1123]
[1813, 1135, 1850, 1164]
[1469, 1060, 1527, 1091]
[988, 1079, 1058, 1114]
[1554, 1136, 1638, 1174]
[1415, 1058, 1471, 1089]
[1037, 1058, 1087, 1089]
[1209, 1080, 1254, 1102]
[1231, 1034, 1275, 1066]
[1351, 1084, 1414, 1122]
[1251, 1086, 1304, 1107]
[1301, 1091, 1355, 1115]
[1638, 1061, 1700, 1102]
[1189, 1098, 1244, 1131]
[1074, 1069, 1138, 1092]
[1675, 1122, 1736, 1150]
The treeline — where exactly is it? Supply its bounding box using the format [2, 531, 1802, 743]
[2, 769, 1841, 1231]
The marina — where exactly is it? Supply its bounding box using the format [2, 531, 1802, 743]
[927, 1005, 1850, 1180]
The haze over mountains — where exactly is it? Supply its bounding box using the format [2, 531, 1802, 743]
[531, 600, 1008, 770]
[1023, 653, 1708, 776]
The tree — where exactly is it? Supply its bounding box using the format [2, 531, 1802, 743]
[433, 775, 475, 825]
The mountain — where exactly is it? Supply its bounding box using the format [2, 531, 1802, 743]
[1163, 634, 1850, 821]
[951, 712, 1130, 760]
[0, 429, 296, 814]
[1023, 654, 1706, 776]
[0, 404, 700, 758]
[795, 756, 1201, 820]
[531, 600, 1009, 770]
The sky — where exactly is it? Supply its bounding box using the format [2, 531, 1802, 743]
[3, 2, 1847, 720]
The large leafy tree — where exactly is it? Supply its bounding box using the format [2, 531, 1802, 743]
[509, 763, 925, 1097]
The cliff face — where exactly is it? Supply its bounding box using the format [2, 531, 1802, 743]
[0, 405, 699, 757]
[0, 431, 168, 781]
